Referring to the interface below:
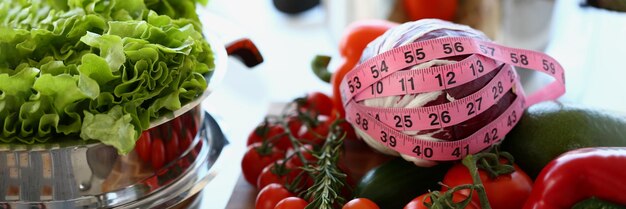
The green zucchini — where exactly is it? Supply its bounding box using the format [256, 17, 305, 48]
[355, 157, 451, 209]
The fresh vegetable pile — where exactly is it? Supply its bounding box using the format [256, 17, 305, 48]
[240, 18, 626, 209]
[242, 96, 626, 209]
[0, 0, 213, 153]
[242, 92, 371, 209]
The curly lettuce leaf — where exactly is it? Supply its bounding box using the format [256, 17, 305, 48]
[81, 105, 137, 154]
[0, 0, 214, 154]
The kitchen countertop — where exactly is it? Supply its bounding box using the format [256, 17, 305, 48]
[194, 0, 626, 208]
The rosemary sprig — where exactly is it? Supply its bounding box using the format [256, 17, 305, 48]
[303, 120, 349, 209]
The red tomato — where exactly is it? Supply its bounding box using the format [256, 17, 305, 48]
[248, 123, 292, 151]
[256, 183, 293, 209]
[335, 114, 358, 141]
[257, 160, 298, 189]
[241, 143, 285, 186]
[301, 92, 334, 116]
[298, 120, 331, 146]
[403, 0, 457, 21]
[181, 113, 197, 136]
[285, 144, 317, 168]
[179, 126, 194, 152]
[165, 131, 180, 163]
[274, 197, 308, 209]
[247, 123, 270, 145]
[135, 131, 152, 163]
[268, 125, 292, 151]
[441, 162, 533, 209]
[151, 138, 166, 170]
[285, 147, 316, 189]
[404, 193, 479, 209]
[342, 198, 380, 209]
[286, 116, 303, 136]
[173, 117, 184, 135]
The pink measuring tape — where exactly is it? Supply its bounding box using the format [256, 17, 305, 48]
[340, 36, 565, 161]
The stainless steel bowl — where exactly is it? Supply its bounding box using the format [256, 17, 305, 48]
[0, 23, 231, 208]
[0, 108, 230, 209]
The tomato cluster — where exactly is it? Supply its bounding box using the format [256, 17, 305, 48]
[240, 91, 537, 209]
[404, 154, 533, 209]
[241, 92, 380, 209]
[135, 114, 197, 170]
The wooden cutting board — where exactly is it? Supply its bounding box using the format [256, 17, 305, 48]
[224, 139, 394, 209]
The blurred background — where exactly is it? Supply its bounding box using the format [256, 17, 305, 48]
[197, 0, 626, 208]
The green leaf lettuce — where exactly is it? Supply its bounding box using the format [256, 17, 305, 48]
[0, 0, 214, 154]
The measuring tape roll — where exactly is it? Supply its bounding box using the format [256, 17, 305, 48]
[340, 20, 565, 164]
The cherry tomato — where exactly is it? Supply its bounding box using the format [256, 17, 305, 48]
[151, 137, 166, 170]
[135, 131, 152, 164]
[284, 145, 316, 188]
[268, 125, 292, 151]
[274, 197, 308, 209]
[286, 116, 303, 136]
[301, 92, 334, 116]
[179, 126, 194, 152]
[165, 131, 180, 163]
[248, 123, 292, 151]
[181, 113, 198, 136]
[298, 120, 331, 146]
[404, 193, 479, 209]
[257, 160, 298, 189]
[241, 143, 285, 186]
[285, 144, 317, 168]
[441, 162, 533, 209]
[256, 183, 293, 209]
[173, 117, 184, 135]
[342, 198, 380, 209]
[403, 0, 457, 21]
[247, 123, 270, 146]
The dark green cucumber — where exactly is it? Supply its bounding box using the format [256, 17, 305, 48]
[573, 197, 626, 209]
[354, 157, 451, 209]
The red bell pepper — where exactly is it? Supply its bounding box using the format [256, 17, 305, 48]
[523, 147, 626, 209]
[312, 20, 398, 117]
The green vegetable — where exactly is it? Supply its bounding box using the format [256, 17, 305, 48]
[355, 157, 451, 209]
[0, 0, 214, 154]
[573, 197, 626, 209]
[501, 101, 626, 178]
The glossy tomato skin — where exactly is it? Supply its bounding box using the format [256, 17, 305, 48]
[268, 125, 292, 151]
[248, 124, 292, 151]
[241, 143, 285, 186]
[403, 0, 457, 21]
[404, 193, 479, 209]
[136, 131, 152, 164]
[286, 144, 316, 168]
[442, 163, 533, 209]
[333, 20, 397, 117]
[343, 198, 380, 209]
[302, 92, 334, 116]
[247, 123, 270, 146]
[298, 119, 331, 146]
[274, 197, 308, 209]
[179, 126, 194, 152]
[165, 132, 179, 163]
[256, 160, 299, 189]
[256, 183, 294, 209]
[151, 137, 166, 170]
[282, 145, 316, 188]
